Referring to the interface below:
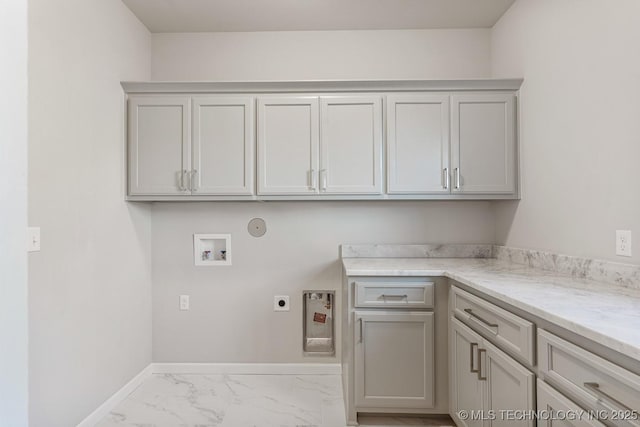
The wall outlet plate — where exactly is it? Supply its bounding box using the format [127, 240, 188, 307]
[179, 295, 190, 310]
[616, 230, 632, 257]
[274, 295, 290, 312]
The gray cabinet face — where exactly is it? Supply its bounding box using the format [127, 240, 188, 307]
[320, 96, 382, 194]
[450, 317, 485, 427]
[257, 96, 319, 195]
[355, 311, 434, 409]
[451, 93, 516, 194]
[192, 97, 254, 195]
[483, 339, 535, 427]
[387, 94, 450, 194]
[537, 380, 605, 427]
[128, 96, 190, 195]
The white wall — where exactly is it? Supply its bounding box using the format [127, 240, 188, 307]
[492, 0, 640, 264]
[152, 29, 491, 81]
[152, 202, 495, 362]
[28, 1, 152, 426]
[150, 29, 494, 363]
[0, 1, 28, 425]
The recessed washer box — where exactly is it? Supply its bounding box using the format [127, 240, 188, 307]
[193, 233, 231, 266]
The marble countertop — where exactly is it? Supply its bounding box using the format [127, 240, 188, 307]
[342, 257, 640, 363]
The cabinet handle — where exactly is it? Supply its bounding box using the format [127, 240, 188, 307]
[470, 342, 479, 373]
[320, 169, 327, 191]
[454, 168, 461, 190]
[464, 308, 499, 330]
[178, 169, 188, 191]
[584, 382, 632, 412]
[477, 348, 487, 381]
[442, 168, 449, 190]
[309, 169, 317, 190]
[191, 169, 198, 191]
[381, 294, 408, 300]
[358, 318, 363, 343]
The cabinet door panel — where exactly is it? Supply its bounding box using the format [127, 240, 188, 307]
[192, 97, 254, 195]
[483, 339, 535, 427]
[320, 96, 382, 194]
[128, 96, 190, 195]
[537, 380, 605, 427]
[450, 317, 485, 427]
[451, 93, 516, 194]
[355, 311, 434, 409]
[387, 94, 450, 194]
[257, 96, 319, 195]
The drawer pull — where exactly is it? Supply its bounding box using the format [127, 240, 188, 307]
[381, 294, 408, 300]
[464, 308, 499, 330]
[477, 348, 487, 381]
[584, 382, 632, 412]
[470, 342, 479, 373]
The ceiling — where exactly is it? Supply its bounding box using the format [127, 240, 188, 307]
[121, 0, 516, 33]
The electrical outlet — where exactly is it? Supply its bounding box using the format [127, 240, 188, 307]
[274, 295, 290, 312]
[179, 295, 190, 310]
[616, 230, 632, 257]
[27, 227, 41, 252]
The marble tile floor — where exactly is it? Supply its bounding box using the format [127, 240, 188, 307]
[96, 374, 454, 427]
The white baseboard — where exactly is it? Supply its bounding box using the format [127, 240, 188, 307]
[150, 362, 342, 375]
[76, 364, 152, 427]
[76, 363, 341, 426]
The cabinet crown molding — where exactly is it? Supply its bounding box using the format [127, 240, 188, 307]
[121, 79, 523, 94]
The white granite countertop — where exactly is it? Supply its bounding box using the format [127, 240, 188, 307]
[343, 257, 640, 363]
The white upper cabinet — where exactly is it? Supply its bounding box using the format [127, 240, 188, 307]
[192, 96, 254, 195]
[387, 94, 450, 194]
[257, 95, 383, 196]
[451, 93, 516, 194]
[320, 96, 382, 194]
[257, 96, 319, 195]
[124, 80, 521, 200]
[128, 96, 190, 196]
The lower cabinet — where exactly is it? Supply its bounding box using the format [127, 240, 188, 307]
[354, 311, 434, 409]
[537, 380, 605, 427]
[450, 317, 535, 427]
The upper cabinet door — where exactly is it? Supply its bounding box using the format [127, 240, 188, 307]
[451, 93, 516, 194]
[320, 96, 383, 194]
[257, 96, 319, 195]
[192, 97, 254, 195]
[387, 94, 450, 194]
[128, 96, 190, 195]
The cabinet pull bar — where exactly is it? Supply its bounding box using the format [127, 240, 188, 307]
[470, 342, 479, 373]
[477, 348, 487, 381]
[443, 167, 449, 190]
[359, 318, 363, 343]
[454, 168, 461, 190]
[179, 169, 188, 191]
[191, 169, 198, 191]
[320, 169, 327, 192]
[381, 294, 408, 299]
[464, 308, 499, 329]
[309, 169, 317, 190]
[584, 382, 632, 412]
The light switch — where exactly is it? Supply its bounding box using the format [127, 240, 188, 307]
[27, 227, 41, 252]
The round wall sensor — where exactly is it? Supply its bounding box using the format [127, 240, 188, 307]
[248, 218, 267, 237]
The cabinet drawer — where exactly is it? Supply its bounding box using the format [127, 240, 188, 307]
[452, 286, 535, 365]
[538, 330, 640, 427]
[537, 379, 605, 427]
[355, 280, 434, 308]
